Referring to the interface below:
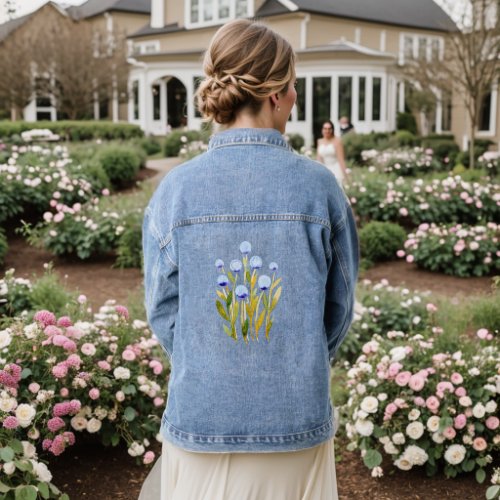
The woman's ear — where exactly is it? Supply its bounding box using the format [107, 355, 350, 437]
[270, 93, 280, 109]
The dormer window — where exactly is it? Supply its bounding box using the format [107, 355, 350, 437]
[187, 0, 253, 27]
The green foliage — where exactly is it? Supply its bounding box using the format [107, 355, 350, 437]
[470, 292, 500, 333]
[392, 130, 418, 147]
[96, 146, 143, 189]
[396, 111, 418, 135]
[343, 132, 390, 164]
[0, 121, 144, 141]
[135, 136, 162, 156]
[359, 222, 407, 263]
[164, 130, 210, 157]
[285, 133, 305, 151]
[29, 266, 75, 316]
[0, 228, 8, 267]
[115, 213, 143, 269]
[420, 136, 459, 163]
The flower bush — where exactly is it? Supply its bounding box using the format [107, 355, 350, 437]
[344, 327, 499, 484]
[477, 151, 499, 178]
[399, 222, 500, 277]
[0, 300, 168, 496]
[346, 175, 499, 227]
[361, 147, 445, 176]
[0, 269, 32, 319]
[359, 221, 407, 265]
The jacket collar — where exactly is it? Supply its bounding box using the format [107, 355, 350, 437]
[208, 128, 293, 151]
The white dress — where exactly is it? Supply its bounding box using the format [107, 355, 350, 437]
[317, 142, 345, 184]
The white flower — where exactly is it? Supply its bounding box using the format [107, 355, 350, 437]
[485, 401, 497, 413]
[379, 436, 390, 445]
[433, 432, 445, 444]
[469, 368, 480, 376]
[128, 442, 145, 457]
[354, 419, 374, 437]
[115, 391, 125, 402]
[459, 396, 472, 407]
[444, 444, 466, 465]
[28, 428, 40, 440]
[472, 403, 486, 419]
[356, 384, 367, 395]
[0, 396, 17, 412]
[377, 393, 388, 401]
[384, 442, 399, 454]
[404, 445, 428, 466]
[86, 418, 102, 434]
[371, 466, 383, 478]
[463, 435, 473, 445]
[3, 462, 15, 475]
[15, 404, 36, 428]
[408, 409, 421, 421]
[70, 416, 88, 431]
[427, 416, 440, 432]
[360, 396, 379, 414]
[406, 422, 424, 440]
[22, 441, 37, 459]
[392, 433, 406, 445]
[31, 461, 52, 482]
[395, 457, 413, 471]
[0, 329, 12, 349]
[389, 346, 407, 362]
[113, 367, 131, 380]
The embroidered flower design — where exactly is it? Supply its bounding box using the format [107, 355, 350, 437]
[214, 242, 283, 343]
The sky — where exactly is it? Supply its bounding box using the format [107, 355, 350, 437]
[0, 0, 466, 25]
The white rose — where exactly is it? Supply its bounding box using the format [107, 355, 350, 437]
[0, 329, 12, 349]
[0, 397, 17, 412]
[377, 393, 388, 401]
[70, 416, 88, 431]
[3, 461, 15, 475]
[469, 368, 480, 376]
[356, 384, 367, 395]
[15, 404, 36, 428]
[404, 445, 428, 466]
[379, 436, 390, 445]
[360, 396, 379, 414]
[459, 396, 472, 407]
[128, 442, 145, 457]
[444, 444, 466, 465]
[28, 428, 40, 440]
[408, 409, 421, 421]
[354, 419, 374, 437]
[371, 466, 383, 478]
[113, 367, 131, 380]
[485, 401, 497, 413]
[86, 418, 102, 434]
[427, 416, 440, 432]
[432, 432, 445, 444]
[406, 422, 425, 440]
[384, 442, 399, 455]
[115, 391, 125, 402]
[472, 403, 486, 419]
[22, 441, 37, 459]
[462, 435, 473, 445]
[31, 461, 52, 482]
[392, 433, 406, 445]
[389, 346, 407, 362]
[395, 457, 413, 471]
[23, 323, 39, 339]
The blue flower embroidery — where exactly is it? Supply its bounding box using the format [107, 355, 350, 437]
[214, 241, 283, 343]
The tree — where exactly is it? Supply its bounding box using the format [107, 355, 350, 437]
[402, 0, 500, 168]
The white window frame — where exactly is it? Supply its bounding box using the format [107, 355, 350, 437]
[133, 40, 161, 55]
[185, 0, 254, 29]
[399, 32, 444, 65]
[477, 81, 498, 136]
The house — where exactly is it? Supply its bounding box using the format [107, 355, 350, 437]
[127, 0, 464, 146]
[0, 0, 150, 122]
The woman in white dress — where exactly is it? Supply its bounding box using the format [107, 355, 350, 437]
[316, 120, 349, 185]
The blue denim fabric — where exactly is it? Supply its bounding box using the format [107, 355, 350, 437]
[143, 128, 359, 453]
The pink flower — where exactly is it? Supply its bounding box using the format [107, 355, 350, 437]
[97, 360, 111, 371]
[52, 364, 68, 378]
[53, 334, 70, 347]
[143, 451, 155, 465]
[42, 439, 52, 451]
[454, 414, 467, 430]
[65, 354, 81, 368]
[28, 382, 40, 394]
[63, 340, 77, 352]
[455, 387, 467, 397]
[81, 343, 96, 356]
[426, 396, 440, 413]
[149, 360, 163, 375]
[57, 316, 73, 328]
[102, 188, 110, 196]
[77, 295, 87, 304]
[450, 373, 463, 385]
[414, 397, 426, 407]
[122, 349, 136, 361]
[65, 326, 83, 339]
[63, 432, 75, 446]
[89, 388, 100, 400]
[68, 400, 81, 414]
[47, 417, 65, 433]
[485, 416, 499, 430]
[115, 305, 129, 320]
[60, 388, 69, 397]
[437, 381, 454, 397]
[53, 402, 71, 417]
[472, 437, 487, 452]
[2, 416, 19, 429]
[396, 250, 405, 258]
[426, 303, 438, 313]
[49, 434, 66, 456]
[408, 375, 425, 392]
[399, 207, 409, 217]
[44, 325, 62, 337]
[406, 255, 414, 263]
[476, 328, 489, 340]
[395, 371, 411, 386]
[34, 310, 56, 328]
[153, 397, 164, 407]
[443, 426, 456, 439]
[388, 362, 402, 378]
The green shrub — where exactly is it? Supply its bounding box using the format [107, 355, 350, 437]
[393, 130, 418, 147]
[0, 228, 7, 267]
[471, 292, 500, 333]
[164, 130, 208, 157]
[359, 221, 407, 262]
[115, 214, 143, 269]
[343, 132, 390, 164]
[29, 266, 75, 316]
[285, 133, 305, 151]
[96, 145, 142, 188]
[396, 112, 417, 135]
[136, 136, 162, 156]
[81, 159, 111, 192]
[0, 120, 144, 141]
[421, 137, 459, 162]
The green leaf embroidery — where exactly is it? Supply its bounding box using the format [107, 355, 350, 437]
[216, 300, 229, 321]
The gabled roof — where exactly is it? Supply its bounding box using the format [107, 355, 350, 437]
[256, 0, 458, 32]
[67, 0, 150, 20]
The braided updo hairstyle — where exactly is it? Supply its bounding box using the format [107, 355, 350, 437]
[196, 19, 295, 125]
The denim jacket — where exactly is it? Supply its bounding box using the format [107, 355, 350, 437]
[143, 128, 359, 453]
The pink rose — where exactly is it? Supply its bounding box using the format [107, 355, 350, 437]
[395, 371, 412, 386]
[28, 383, 40, 394]
[89, 388, 100, 400]
[426, 396, 440, 413]
[57, 316, 73, 328]
[47, 417, 65, 433]
[454, 414, 467, 430]
[153, 397, 164, 407]
[60, 388, 69, 397]
[450, 373, 463, 385]
[455, 387, 467, 397]
[115, 305, 129, 319]
[34, 310, 56, 328]
[388, 362, 402, 378]
[426, 303, 438, 313]
[97, 360, 111, 371]
[485, 417, 499, 430]
[52, 364, 68, 379]
[122, 349, 136, 362]
[408, 375, 425, 392]
[2, 416, 19, 429]
[396, 250, 405, 258]
[143, 451, 155, 465]
[472, 437, 487, 452]
[406, 255, 414, 263]
[476, 328, 489, 339]
[443, 426, 456, 440]
[414, 397, 426, 407]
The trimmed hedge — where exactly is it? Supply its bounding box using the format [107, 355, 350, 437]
[0, 121, 144, 141]
[164, 129, 212, 157]
[396, 112, 418, 135]
[359, 221, 407, 263]
[96, 145, 144, 188]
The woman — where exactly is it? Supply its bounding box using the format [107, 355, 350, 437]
[317, 120, 349, 185]
[141, 19, 358, 500]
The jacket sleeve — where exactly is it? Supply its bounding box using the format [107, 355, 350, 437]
[324, 202, 359, 363]
[142, 206, 179, 360]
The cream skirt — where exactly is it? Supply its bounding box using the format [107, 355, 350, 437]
[139, 438, 339, 500]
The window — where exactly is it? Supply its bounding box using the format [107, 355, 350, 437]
[418, 38, 427, 60]
[372, 77, 382, 121]
[338, 77, 352, 121]
[132, 81, 139, 120]
[401, 34, 443, 64]
[441, 90, 452, 132]
[193, 76, 203, 118]
[358, 77, 366, 121]
[404, 35, 413, 60]
[430, 38, 440, 61]
[312, 77, 331, 140]
[188, 0, 250, 26]
[478, 91, 492, 132]
[295, 78, 306, 121]
[152, 84, 161, 120]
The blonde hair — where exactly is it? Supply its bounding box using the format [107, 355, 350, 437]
[196, 19, 295, 125]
